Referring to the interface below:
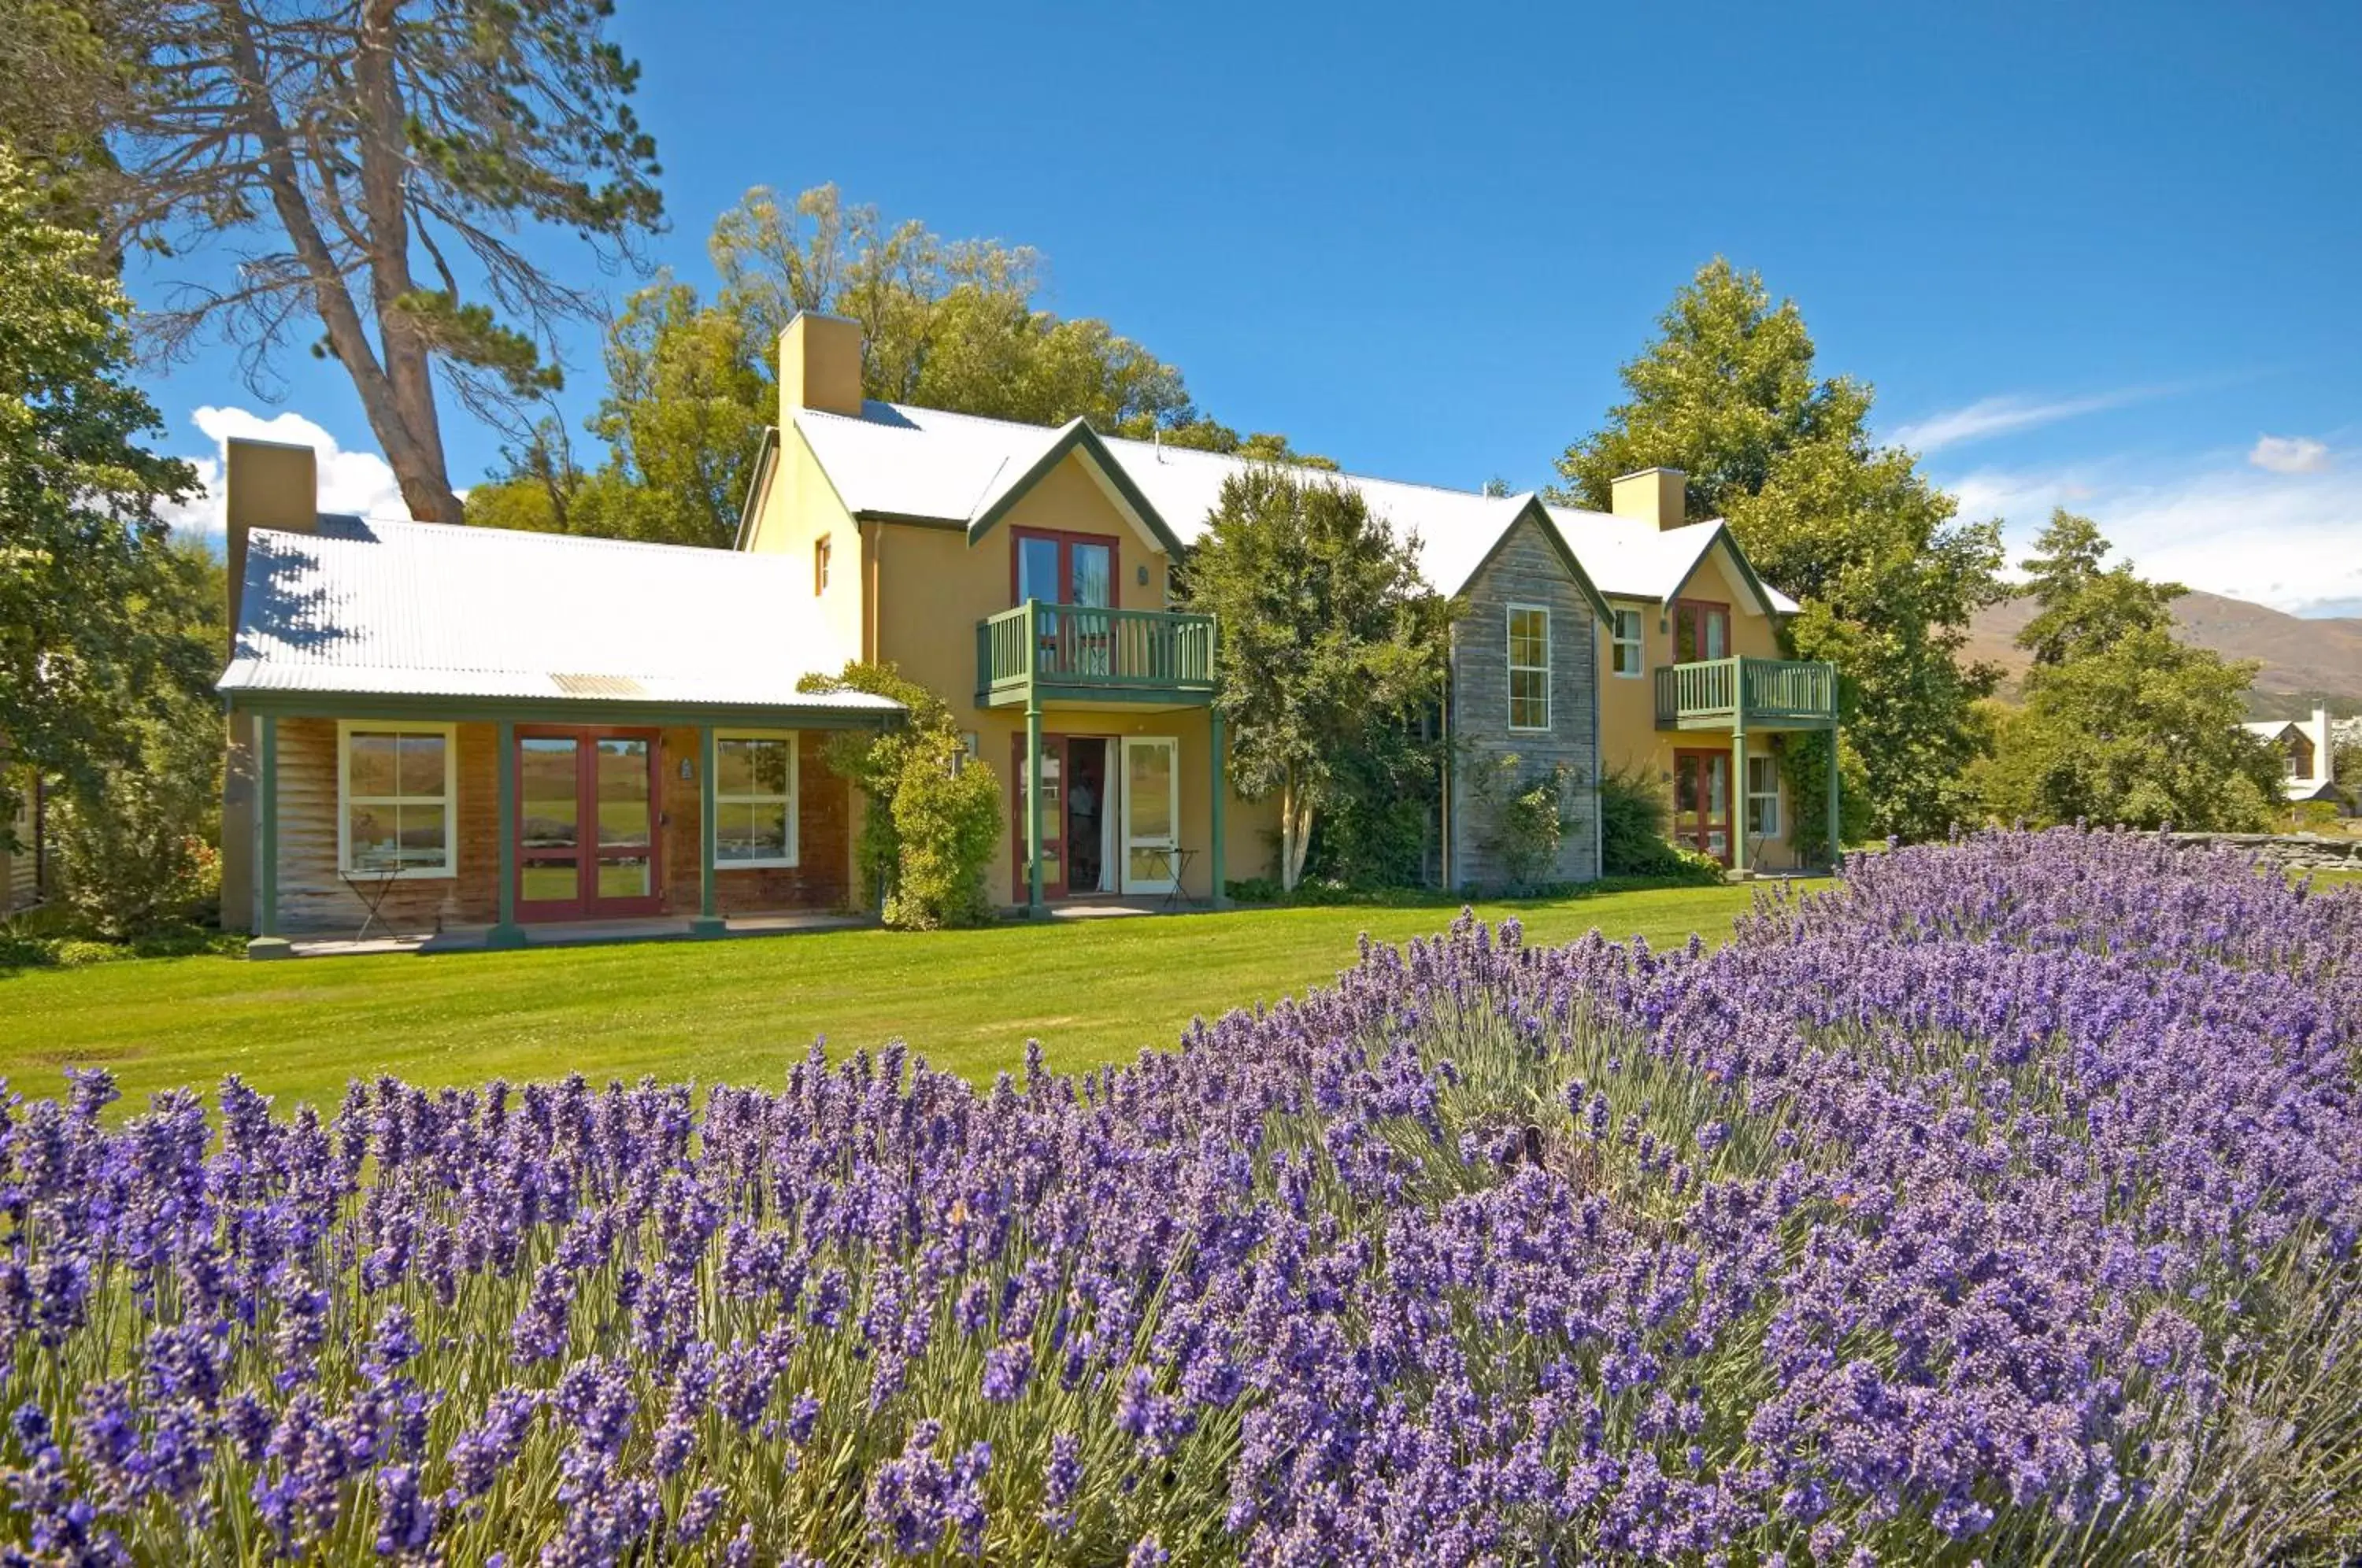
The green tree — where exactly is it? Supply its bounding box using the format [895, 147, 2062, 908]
[1183, 468, 1453, 891]
[0, 145, 206, 817]
[1966, 513, 2282, 830]
[78, 0, 663, 522]
[468, 183, 1325, 544]
[795, 663, 1001, 930]
[1552, 260, 2006, 851]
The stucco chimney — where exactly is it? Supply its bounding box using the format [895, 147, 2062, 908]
[1610, 468, 1690, 531]
[224, 438, 320, 640]
[220, 435, 320, 936]
[779, 312, 864, 419]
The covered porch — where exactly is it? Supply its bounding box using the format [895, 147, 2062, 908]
[230, 695, 896, 957]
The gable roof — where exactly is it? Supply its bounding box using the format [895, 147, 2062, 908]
[776, 401, 1794, 623]
[217, 518, 900, 719]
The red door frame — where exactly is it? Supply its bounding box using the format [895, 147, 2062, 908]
[1672, 599, 1731, 663]
[514, 726, 666, 923]
[1671, 748, 1733, 867]
[1010, 733, 1119, 903]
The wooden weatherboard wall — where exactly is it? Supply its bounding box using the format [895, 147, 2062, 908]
[260, 718, 855, 935]
[1447, 512, 1603, 889]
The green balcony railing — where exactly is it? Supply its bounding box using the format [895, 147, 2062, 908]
[976, 600, 1217, 704]
[1653, 656, 1838, 730]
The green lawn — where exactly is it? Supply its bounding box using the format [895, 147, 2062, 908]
[0, 884, 1764, 1111]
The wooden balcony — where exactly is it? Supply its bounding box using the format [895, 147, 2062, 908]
[976, 601, 1217, 708]
[1654, 656, 1838, 731]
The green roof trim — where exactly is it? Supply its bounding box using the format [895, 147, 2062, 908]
[964, 420, 1187, 557]
[1483, 499, 1612, 626]
[1668, 523, 1784, 619]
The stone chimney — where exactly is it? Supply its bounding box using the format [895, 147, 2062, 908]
[779, 312, 864, 419]
[1610, 468, 1690, 531]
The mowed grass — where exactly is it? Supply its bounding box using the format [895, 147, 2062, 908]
[0, 885, 1763, 1111]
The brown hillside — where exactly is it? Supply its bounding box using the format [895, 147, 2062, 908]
[1964, 591, 2362, 718]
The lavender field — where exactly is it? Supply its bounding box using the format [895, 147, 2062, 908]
[3, 830, 2360, 1565]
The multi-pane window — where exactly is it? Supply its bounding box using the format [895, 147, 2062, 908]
[1610, 608, 1645, 676]
[1746, 754, 1780, 838]
[814, 534, 831, 595]
[340, 724, 454, 875]
[714, 731, 798, 867]
[1507, 605, 1550, 731]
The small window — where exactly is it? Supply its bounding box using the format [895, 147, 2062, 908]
[814, 534, 831, 595]
[340, 723, 455, 877]
[1746, 754, 1780, 838]
[714, 731, 798, 868]
[1610, 608, 1645, 677]
[1507, 605, 1550, 731]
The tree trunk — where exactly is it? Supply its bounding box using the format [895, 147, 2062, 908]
[1279, 769, 1312, 893]
[353, 0, 460, 522]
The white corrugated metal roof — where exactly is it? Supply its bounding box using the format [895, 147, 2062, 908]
[218, 518, 899, 716]
[790, 401, 1801, 612]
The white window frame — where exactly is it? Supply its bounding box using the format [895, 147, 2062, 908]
[1610, 606, 1646, 678]
[1746, 754, 1780, 838]
[337, 721, 457, 879]
[713, 729, 800, 870]
[1506, 603, 1551, 732]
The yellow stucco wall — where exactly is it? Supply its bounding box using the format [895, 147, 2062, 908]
[1596, 535, 1804, 870]
[766, 440, 1274, 904]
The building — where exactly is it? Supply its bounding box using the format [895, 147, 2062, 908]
[216, 312, 1833, 950]
[2, 767, 46, 915]
[2244, 705, 2343, 803]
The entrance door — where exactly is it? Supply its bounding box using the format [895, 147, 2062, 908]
[1011, 734, 1066, 901]
[1120, 737, 1180, 895]
[1672, 749, 1731, 865]
[516, 728, 664, 921]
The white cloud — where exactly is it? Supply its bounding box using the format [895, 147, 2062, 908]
[1890, 389, 2160, 454]
[1944, 453, 2362, 617]
[161, 406, 411, 537]
[2248, 434, 2331, 475]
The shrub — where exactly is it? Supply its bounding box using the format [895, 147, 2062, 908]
[1598, 761, 1723, 881]
[800, 662, 1002, 929]
[1466, 753, 1575, 892]
[48, 715, 220, 939]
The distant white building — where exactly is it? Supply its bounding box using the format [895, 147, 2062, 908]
[2242, 704, 2342, 802]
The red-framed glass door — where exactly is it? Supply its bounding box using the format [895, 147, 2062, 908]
[1011, 734, 1068, 901]
[516, 727, 664, 921]
[1013, 529, 1118, 679]
[1672, 600, 1731, 662]
[1672, 749, 1732, 865]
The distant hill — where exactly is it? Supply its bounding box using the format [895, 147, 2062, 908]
[1964, 590, 2362, 719]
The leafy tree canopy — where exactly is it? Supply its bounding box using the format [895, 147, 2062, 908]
[0, 144, 209, 824]
[469, 183, 1327, 546]
[1966, 512, 2282, 831]
[1181, 467, 1453, 891]
[1552, 260, 2006, 849]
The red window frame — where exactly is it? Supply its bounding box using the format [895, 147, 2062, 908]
[513, 725, 666, 923]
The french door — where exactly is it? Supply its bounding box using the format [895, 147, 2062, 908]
[516, 728, 664, 921]
[1672, 749, 1731, 866]
[1672, 600, 1731, 662]
[1013, 529, 1117, 678]
[1120, 737, 1179, 895]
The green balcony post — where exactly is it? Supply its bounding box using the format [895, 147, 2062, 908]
[692, 725, 725, 936]
[488, 720, 526, 949]
[1025, 701, 1046, 917]
[1209, 704, 1227, 910]
[1731, 720, 1749, 876]
[1824, 720, 1843, 873]
[248, 713, 291, 959]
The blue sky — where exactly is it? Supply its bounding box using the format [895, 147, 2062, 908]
[139, 0, 2362, 614]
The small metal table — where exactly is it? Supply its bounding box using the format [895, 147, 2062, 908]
[1149, 845, 1200, 912]
[339, 866, 402, 941]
